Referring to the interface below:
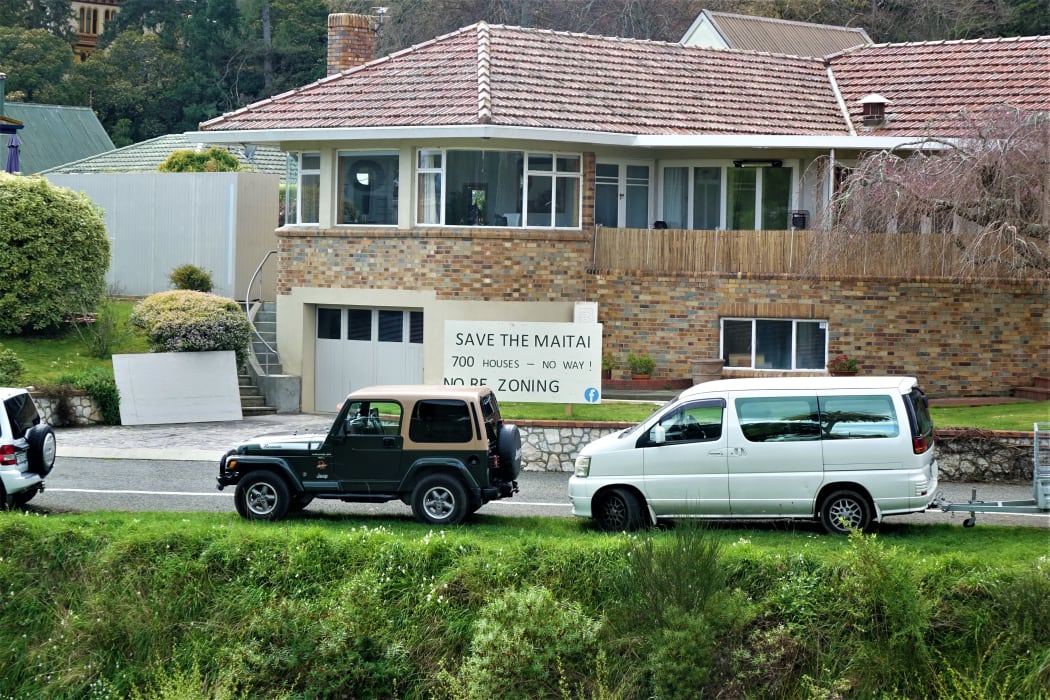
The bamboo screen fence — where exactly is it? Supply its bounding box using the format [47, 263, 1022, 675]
[591, 228, 1040, 280]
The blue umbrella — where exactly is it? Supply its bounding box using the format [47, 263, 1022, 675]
[5, 133, 21, 174]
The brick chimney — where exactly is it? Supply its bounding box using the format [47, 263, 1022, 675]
[327, 13, 377, 76]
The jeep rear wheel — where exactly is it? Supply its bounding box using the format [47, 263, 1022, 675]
[411, 474, 468, 525]
[234, 472, 291, 521]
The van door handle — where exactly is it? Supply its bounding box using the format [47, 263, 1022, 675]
[708, 449, 726, 456]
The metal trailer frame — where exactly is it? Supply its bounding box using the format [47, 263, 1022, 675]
[931, 422, 1050, 527]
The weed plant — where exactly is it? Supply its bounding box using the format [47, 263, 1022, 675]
[1, 512, 1047, 699]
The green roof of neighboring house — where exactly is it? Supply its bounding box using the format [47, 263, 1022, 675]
[41, 132, 289, 183]
[2, 102, 113, 174]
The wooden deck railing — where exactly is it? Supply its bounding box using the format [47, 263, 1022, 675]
[590, 227, 1033, 279]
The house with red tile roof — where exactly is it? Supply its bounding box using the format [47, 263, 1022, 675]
[192, 14, 1048, 411]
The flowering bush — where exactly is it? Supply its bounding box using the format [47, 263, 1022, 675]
[827, 354, 859, 373]
[130, 290, 251, 368]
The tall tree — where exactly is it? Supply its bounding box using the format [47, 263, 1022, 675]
[811, 108, 1050, 282]
[0, 27, 73, 101]
[0, 0, 75, 41]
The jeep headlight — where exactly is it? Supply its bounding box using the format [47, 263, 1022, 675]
[574, 455, 590, 478]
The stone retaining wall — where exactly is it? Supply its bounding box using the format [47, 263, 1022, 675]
[32, 392, 106, 426]
[28, 392, 1038, 484]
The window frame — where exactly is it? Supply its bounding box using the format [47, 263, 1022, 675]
[292, 152, 320, 225]
[336, 150, 399, 226]
[720, 317, 828, 371]
[414, 147, 583, 229]
[659, 160, 797, 230]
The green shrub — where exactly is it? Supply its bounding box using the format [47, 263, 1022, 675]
[168, 264, 214, 293]
[71, 295, 133, 359]
[443, 586, 602, 699]
[158, 148, 240, 173]
[54, 368, 121, 425]
[0, 345, 25, 385]
[0, 174, 110, 334]
[130, 290, 251, 368]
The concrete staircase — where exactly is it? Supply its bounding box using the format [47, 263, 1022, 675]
[236, 301, 283, 416]
[1013, 376, 1050, 401]
[250, 302, 284, 375]
[239, 372, 275, 416]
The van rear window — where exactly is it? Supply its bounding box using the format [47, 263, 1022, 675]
[819, 395, 899, 439]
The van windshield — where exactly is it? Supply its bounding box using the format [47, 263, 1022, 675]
[621, 397, 679, 438]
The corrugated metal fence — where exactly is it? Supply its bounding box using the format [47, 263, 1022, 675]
[44, 172, 279, 299]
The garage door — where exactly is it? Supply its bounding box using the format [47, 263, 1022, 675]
[315, 307, 423, 411]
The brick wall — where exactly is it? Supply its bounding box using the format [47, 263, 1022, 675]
[277, 226, 1047, 397]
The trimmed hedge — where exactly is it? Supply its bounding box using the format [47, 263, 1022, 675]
[0, 174, 109, 333]
[129, 290, 251, 368]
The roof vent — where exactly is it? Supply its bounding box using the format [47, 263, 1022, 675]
[858, 93, 889, 127]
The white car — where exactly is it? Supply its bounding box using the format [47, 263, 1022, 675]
[0, 387, 56, 507]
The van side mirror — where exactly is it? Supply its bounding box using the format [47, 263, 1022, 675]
[650, 424, 666, 444]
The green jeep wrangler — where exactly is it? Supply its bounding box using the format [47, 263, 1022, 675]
[217, 385, 521, 524]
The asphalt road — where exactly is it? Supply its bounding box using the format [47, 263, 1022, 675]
[26, 456, 1049, 531]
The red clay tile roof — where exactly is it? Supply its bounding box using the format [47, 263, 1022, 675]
[200, 23, 847, 136]
[832, 36, 1050, 134]
[199, 25, 1050, 140]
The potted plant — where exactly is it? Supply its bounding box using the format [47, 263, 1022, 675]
[627, 352, 654, 380]
[827, 354, 859, 376]
[601, 353, 616, 380]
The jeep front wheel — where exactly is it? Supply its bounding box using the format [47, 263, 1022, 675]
[234, 472, 291, 521]
[411, 474, 468, 525]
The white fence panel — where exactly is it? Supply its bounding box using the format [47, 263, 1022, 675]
[45, 172, 278, 300]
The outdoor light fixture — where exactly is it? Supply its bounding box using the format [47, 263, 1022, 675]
[733, 159, 783, 168]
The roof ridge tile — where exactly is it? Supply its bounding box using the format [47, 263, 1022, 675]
[477, 22, 492, 124]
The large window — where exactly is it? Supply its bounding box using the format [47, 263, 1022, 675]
[338, 152, 398, 225]
[661, 163, 794, 230]
[415, 148, 582, 228]
[722, 318, 826, 371]
[290, 153, 320, 225]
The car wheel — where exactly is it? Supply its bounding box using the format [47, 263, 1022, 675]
[12, 484, 41, 507]
[595, 487, 646, 532]
[26, 425, 56, 477]
[234, 472, 291, 521]
[820, 489, 872, 535]
[411, 474, 468, 525]
[497, 424, 522, 480]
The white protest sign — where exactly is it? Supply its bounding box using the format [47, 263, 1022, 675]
[443, 321, 603, 403]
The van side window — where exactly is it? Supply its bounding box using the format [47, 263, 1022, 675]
[660, 401, 723, 444]
[819, 395, 899, 439]
[736, 396, 820, 442]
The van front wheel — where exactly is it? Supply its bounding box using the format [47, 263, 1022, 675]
[595, 488, 646, 532]
[820, 489, 871, 535]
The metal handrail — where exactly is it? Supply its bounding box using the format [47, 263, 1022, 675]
[244, 250, 279, 374]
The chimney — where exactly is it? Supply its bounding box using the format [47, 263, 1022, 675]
[327, 13, 377, 76]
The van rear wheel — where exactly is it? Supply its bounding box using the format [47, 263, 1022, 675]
[595, 488, 646, 532]
[820, 489, 871, 535]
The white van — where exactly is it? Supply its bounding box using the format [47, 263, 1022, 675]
[569, 376, 937, 534]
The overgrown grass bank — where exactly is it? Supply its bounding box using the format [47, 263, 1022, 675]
[1, 512, 1047, 699]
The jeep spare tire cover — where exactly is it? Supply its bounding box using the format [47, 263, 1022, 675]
[497, 424, 522, 479]
[26, 424, 56, 477]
